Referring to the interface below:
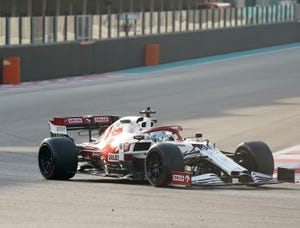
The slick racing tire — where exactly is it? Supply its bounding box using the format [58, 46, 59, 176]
[234, 141, 274, 175]
[38, 137, 78, 180]
[145, 143, 184, 187]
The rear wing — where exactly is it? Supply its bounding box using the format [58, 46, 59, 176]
[49, 115, 119, 141]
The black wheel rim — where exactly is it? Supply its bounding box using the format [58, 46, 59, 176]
[146, 151, 163, 184]
[235, 149, 254, 172]
[39, 147, 53, 175]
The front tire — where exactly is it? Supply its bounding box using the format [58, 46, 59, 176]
[234, 141, 274, 175]
[145, 143, 184, 187]
[38, 137, 78, 180]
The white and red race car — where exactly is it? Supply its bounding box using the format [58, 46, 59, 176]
[38, 107, 295, 187]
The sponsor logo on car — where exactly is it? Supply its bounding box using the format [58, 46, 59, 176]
[94, 116, 110, 123]
[67, 118, 83, 124]
[49, 122, 67, 134]
[170, 171, 192, 187]
[108, 153, 119, 162]
[56, 126, 66, 132]
[173, 174, 185, 182]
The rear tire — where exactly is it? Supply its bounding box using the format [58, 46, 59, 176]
[235, 141, 274, 175]
[38, 137, 78, 180]
[145, 143, 184, 187]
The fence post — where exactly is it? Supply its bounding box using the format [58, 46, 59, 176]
[53, 16, 57, 42]
[150, 0, 154, 33]
[5, 17, 10, 45]
[141, 11, 145, 35]
[19, 17, 22, 44]
[291, 4, 295, 21]
[158, 10, 161, 34]
[117, 14, 120, 37]
[90, 15, 93, 39]
[199, 9, 202, 29]
[291, 3, 297, 21]
[251, 7, 254, 24]
[99, 14, 102, 38]
[295, 3, 298, 21]
[125, 14, 129, 37]
[165, 10, 168, 33]
[266, 6, 269, 23]
[284, 4, 287, 21]
[256, 6, 259, 24]
[186, 5, 189, 31]
[272, 5, 275, 23]
[193, 7, 196, 30]
[240, 7, 242, 25]
[270, 5, 273, 23]
[218, 9, 220, 28]
[179, 5, 182, 31]
[235, 7, 238, 27]
[74, 15, 77, 40]
[159, 0, 164, 33]
[172, 8, 175, 32]
[30, 16, 34, 43]
[134, 17, 137, 36]
[206, 9, 209, 29]
[117, 1, 122, 37]
[212, 9, 215, 29]
[64, 15, 67, 41]
[245, 7, 248, 25]
[223, 8, 226, 28]
[229, 7, 232, 27]
[276, 5, 278, 22]
[42, 16, 46, 43]
[107, 8, 111, 38]
[141, 0, 145, 35]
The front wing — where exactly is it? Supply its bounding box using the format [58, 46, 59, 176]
[169, 167, 295, 187]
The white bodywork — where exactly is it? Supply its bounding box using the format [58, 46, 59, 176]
[49, 114, 273, 185]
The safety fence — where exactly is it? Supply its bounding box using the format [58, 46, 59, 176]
[0, 3, 295, 46]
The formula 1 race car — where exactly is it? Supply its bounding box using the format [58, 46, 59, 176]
[38, 107, 295, 187]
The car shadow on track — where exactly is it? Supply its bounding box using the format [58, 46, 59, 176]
[70, 176, 150, 186]
[68, 176, 299, 191]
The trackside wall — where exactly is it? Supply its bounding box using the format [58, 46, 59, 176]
[297, 22, 300, 40]
[0, 22, 299, 83]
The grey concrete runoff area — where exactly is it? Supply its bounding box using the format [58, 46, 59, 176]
[1, 46, 300, 227]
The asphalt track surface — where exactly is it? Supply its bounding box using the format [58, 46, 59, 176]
[1, 44, 300, 227]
